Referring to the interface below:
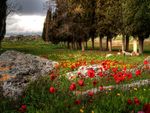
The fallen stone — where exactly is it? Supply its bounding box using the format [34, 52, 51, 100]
[66, 56, 150, 80]
[76, 79, 150, 96]
[0, 50, 58, 99]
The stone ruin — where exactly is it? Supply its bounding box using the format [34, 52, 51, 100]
[0, 50, 58, 99]
[0, 50, 149, 99]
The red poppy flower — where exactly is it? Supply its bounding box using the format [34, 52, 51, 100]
[127, 73, 132, 79]
[112, 67, 118, 73]
[71, 65, 76, 70]
[135, 70, 141, 76]
[98, 72, 103, 77]
[87, 69, 95, 78]
[78, 80, 84, 86]
[144, 60, 148, 65]
[49, 87, 56, 93]
[143, 103, 150, 113]
[19, 104, 27, 113]
[88, 91, 94, 96]
[134, 97, 140, 105]
[99, 86, 104, 91]
[93, 80, 97, 86]
[21, 105, 27, 110]
[127, 99, 132, 105]
[75, 100, 81, 105]
[78, 72, 81, 75]
[50, 73, 56, 81]
[123, 66, 127, 71]
[69, 83, 76, 91]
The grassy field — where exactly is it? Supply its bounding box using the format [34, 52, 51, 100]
[0, 39, 150, 113]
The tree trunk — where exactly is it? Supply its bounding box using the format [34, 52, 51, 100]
[108, 38, 112, 52]
[125, 35, 129, 51]
[99, 36, 103, 51]
[91, 37, 94, 49]
[106, 37, 109, 51]
[0, 40, 2, 50]
[81, 41, 85, 52]
[85, 40, 88, 49]
[74, 42, 77, 50]
[138, 37, 144, 54]
[122, 35, 126, 52]
[133, 37, 138, 53]
[67, 41, 70, 49]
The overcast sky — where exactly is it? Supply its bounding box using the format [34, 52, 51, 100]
[6, 0, 55, 35]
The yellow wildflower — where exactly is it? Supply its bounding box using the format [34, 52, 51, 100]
[117, 93, 120, 96]
[91, 110, 94, 113]
[134, 88, 137, 91]
[80, 109, 84, 113]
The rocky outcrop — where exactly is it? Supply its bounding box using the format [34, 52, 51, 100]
[0, 50, 58, 99]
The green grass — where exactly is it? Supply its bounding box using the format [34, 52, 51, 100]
[0, 39, 150, 113]
[1, 76, 149, 113]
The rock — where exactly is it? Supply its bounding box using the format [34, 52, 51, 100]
[122, 51, 132, 56]
[66, 56, 150, 80]
[105, 54, 113, 58]
[78, 79, 150, 96]
[66, 64, 108, 80]
[0, 50, 58, 99]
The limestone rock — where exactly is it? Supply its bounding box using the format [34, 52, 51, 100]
[0, 50, 58, 99]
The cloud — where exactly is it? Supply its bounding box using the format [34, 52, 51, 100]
[6, 14, 45, 35]
[7, 0, 47, 16]
[6, 0, 56, 35]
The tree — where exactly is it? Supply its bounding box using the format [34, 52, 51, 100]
[124, 0, 150, 54]
[96, 0, 121, 51]
[0, 0, 7, 49]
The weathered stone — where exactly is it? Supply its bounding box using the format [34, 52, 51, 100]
[66, 56, 150, 80]
[0, 50, 58, 99]
[78, 79, 150, 96]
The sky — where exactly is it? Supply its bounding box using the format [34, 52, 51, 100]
[6, 0, 55, 36]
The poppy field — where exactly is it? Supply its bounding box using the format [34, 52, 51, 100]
[0, 40, 150, 113]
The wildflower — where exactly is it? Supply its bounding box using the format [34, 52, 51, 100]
[137, 111, 144, 113]
[127, 99, 132, 105]
[123, 66, 127, 71]
[88, 91, 94, 97]
[80, 109, 84, 113]
[98, 72, 103, 77]
[144, 60, 148, 65]
[135, 70, 141, 76]
[78, 72, 81, 75]
[134, 87, 137, 91]
[99, 86, 104, 91]
[75, 100, 81, 105]
[134, 97, 140, 105]
[78, 80, 84, 86]
[71, 64, 76, 70]
[143, 103, 150, 113]
[21, 105, 27, 110]
[117, 93, 120, 96]
[19, 104, 27, 113]
[69, 83, 76, 91]
[93, 80, 97, 86]
[112, 67, 118, 73]
[50, 73, 56, 81]
[127, 73, 132, 79]
[87, 69, 95, 78]
[109, 88, 112, 91]
[49, 87, 56, 93]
